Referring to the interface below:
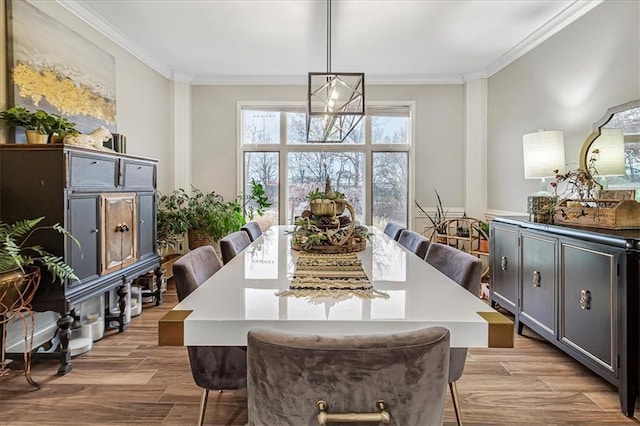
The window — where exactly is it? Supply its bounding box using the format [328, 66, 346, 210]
[240, 103, 412, 228]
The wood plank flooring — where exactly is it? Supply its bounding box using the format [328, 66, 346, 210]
[2, 280, 639, 425]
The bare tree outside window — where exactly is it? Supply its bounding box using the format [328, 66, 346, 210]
[241, 105, 410, 227]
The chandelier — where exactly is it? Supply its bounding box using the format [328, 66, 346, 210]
[306, 0, 365, 143]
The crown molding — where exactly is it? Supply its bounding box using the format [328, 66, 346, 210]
[474, 0, 604, 80]
[192, 73, 464, 86]
[172, 71, 194, 83]
[56, 0, 173, 79]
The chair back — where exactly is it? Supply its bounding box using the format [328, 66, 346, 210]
[383, 222, 406, 241]
[220, 231, 252, 264]
[172, 245, 222, 302]
[247, 327, 450, 426]
[424, 242, 482, 296]
[397, 229, 430, 259]
[424, 242, 482, 386]
[172, 245, 247, 393]
[241, 221, 263, 242]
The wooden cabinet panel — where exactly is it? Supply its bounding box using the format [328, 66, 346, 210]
[520, 231, 557, 338]
[101, 193, 137, 275]
[69, 153, 117, 189]
[490, 223, 519, 313]
[561, 241, 616, 372]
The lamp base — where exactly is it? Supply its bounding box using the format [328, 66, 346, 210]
[527, 194, 556, 223]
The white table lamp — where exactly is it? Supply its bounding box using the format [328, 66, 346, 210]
[523, 130, 565, 222]
[523, 130, 566, 193]
[591, 128, 625, 178]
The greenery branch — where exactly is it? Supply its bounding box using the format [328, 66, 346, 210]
[0, 217, 79, 283]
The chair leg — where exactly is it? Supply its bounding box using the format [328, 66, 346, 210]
[198, 388, 209, 426]
[449, 381, 463, 426]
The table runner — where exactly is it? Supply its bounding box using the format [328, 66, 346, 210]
[277, 252, 388, 299]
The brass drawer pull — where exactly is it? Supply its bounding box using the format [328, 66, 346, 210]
[317, 400, 390, 425]
[580, 290, 591, 310]
[500, 256, 508, 271]
[532, 271, 541, 287]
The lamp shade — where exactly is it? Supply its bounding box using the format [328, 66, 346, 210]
[591, 128, 625, 176]
[522, 130, 565, 179]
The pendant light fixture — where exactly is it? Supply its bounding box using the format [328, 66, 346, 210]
[306, 0, 365, 143]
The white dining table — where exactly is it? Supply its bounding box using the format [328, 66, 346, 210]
[159, 226, 513, 348]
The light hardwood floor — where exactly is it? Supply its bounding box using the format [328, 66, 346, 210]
[1, 280, 639, 425]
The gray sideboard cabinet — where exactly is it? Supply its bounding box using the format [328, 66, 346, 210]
[0, 144, 162, 374]
[490, 216, 639, 417]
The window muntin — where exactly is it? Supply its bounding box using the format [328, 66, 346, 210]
[241, 104, 411, 226]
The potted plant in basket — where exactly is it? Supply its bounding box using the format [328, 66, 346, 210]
[0, 217, 79, 310]
[158, 181, 270, 251]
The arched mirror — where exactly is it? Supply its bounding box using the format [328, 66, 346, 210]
[579, 99, 640, 201]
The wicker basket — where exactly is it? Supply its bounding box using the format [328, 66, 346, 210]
[310, 200, 345, 216]
[291, 238, 366, 254]
[187, 229, 215, 250]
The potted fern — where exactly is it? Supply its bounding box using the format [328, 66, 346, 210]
[0, 217, 79, 309]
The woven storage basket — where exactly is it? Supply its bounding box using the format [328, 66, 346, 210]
[187, 229, 215, 250]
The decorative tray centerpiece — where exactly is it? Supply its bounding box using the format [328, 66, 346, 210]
[290, 179, 370, 254]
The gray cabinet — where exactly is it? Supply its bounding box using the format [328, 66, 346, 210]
[490, 216, 639, 417]
[519, 231, 557, 339]
[489, 223, 518, 314]
[560, 239, 618, 374]
[0, 144, 162, 374]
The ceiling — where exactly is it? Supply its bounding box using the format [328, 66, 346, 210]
[58, 0, 602, 85]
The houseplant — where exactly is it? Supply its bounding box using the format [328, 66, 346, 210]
[48, 114, 79, 143]
[158, 182, 271, 250]
[415, 188, 448, 239]
[1, 217, 79, 309]
[0, 107, 77, 144]
[0, 107, 49, 144]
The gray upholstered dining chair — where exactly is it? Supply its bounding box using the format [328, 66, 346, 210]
[382, 222, 406, 241]
[397, 229, 430, 259]
[247, 327, 450, 426]
[172, 245, 247, 426]
[241, 221, 263, 242]
[220, 230, 252, 264]
[424, 242, 483, 426]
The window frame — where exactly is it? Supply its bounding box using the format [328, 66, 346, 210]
[237, 100, 415, 227]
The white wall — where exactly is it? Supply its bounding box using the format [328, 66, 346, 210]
[487, 0, 640, 214]
[191, 84, 465, 222]
[1, 1, 174, 193]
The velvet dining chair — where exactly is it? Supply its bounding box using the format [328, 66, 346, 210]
[424, 242, 483, 426]
[382, 222, 406, 241]
[241, 221, 263, 242]
[397, 229, 430, 259]
[220, 230, 252, 264]
[172, 245, 248, 426]
[247, 326, 451, 426]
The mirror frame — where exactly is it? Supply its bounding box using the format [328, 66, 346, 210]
[579, 99, 640, 171]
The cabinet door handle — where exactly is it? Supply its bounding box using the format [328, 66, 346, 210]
[580, 290, 591, 310]
[116, 223, 130, 233]
[91, 160, 100, 165]
[500, 256, 508, 271]
[532, 271, 541, 287]
[91, 228, 99, 233]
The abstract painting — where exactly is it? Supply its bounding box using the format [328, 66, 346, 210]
[6, 0, 116, 141]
